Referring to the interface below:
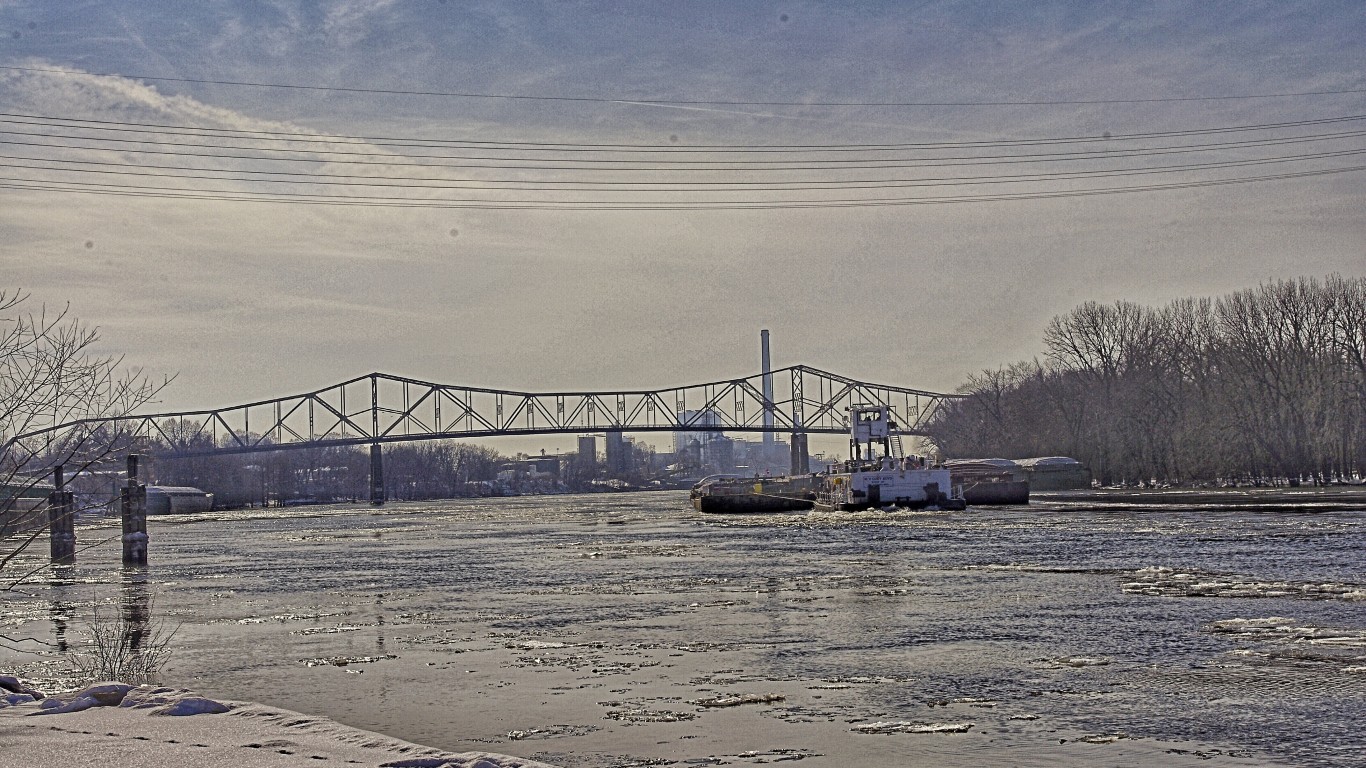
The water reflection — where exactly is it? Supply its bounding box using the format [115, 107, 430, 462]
[48, 600, 73, 654]
[47, 566, 76, 654]
[376, 593, 386, 653]
[120, 565, 151, 655]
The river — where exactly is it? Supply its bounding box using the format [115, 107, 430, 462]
[2, 491, 1363, 767]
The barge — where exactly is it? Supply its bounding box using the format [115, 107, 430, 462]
[945, 458, 1031, 505]
[690, 474, 816, 513]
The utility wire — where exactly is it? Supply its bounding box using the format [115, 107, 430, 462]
[2, 112, 1364, 151]
[1, 126, 1361, 170]
[3, 106, 1361, 208]
[2, 166, 1361, 209]
[3, 64, 1365, 107]
[6, 134, 1362, 182]
[5, 148, 1362, 192]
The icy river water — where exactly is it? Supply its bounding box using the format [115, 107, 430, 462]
[3, 491, 1364, 767]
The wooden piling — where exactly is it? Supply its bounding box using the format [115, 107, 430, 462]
[48, 464, 76, 564]
[121, 454, 147, 565]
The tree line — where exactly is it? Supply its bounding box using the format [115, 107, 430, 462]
[146, 437, 508, 506]
[145, 436, 663, 504]
[926, 275, 1366, 486]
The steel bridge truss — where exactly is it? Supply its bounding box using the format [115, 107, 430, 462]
[10, 365, 959, 459]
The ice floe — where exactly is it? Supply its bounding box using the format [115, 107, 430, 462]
[851, 720, 974, 734]
[690, 693, 785, 708]
[302, 654, 398, 667]
[1123, 567, 1363, 601]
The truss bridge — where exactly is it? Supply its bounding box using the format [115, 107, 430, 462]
[8, 364, 960, 502]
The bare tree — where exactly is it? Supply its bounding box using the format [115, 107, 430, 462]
[928, 275, 1364, 486]
[1, 289, 170, 592]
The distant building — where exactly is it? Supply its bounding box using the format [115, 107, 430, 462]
[702, 436, 735, 473]
[576, 435, 597, 469]
[730, 436, 791, 476]
[525, 455, 560, 476]
[604, 430, 628, 475]
[145, 486, 214, 514]
[0, 478, 53, 534]
[674, 409, 723, 455]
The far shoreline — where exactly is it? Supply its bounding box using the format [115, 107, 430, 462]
[1032, 485, 1366, 511]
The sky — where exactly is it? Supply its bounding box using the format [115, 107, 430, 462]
[1, 1, 1362, 452]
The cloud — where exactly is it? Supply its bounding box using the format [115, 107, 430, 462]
[0, 1, 1362, 419]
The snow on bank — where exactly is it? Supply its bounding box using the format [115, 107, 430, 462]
[0, 677, 557, 768]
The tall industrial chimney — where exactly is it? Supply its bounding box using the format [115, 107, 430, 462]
[761, 330, 774, 445]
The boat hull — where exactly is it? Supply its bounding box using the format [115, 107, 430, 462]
[812, 496, 967, 512]
[692, 494, 814, 514]
[690, 475, 817, 514]
[959, 480, 1030, 505]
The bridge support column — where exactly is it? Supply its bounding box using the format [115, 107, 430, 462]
[48, 464, 76, 564]
[369, 443, 385, 505]
[121, 454, 147, 565]
[790, 433, 810, 475]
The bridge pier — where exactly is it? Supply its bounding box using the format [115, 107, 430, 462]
[48, 465, 76, 564]
[121, 454, 148, 565]
[790, 433, 810, 475]
[369, 443, 385, 505]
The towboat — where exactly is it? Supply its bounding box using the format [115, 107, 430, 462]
[812, 404, 967, 511]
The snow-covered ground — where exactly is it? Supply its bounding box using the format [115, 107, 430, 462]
[1, 680, 556, 768]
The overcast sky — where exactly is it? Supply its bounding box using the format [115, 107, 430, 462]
[1, 1, 1362, 452]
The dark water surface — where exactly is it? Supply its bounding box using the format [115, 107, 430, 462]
[3, 491, 1363, 766]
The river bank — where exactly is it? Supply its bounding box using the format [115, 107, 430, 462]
[1035, 485, 1366, 511]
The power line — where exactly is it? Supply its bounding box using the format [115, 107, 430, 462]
[2, 111, 1363, 151]
[1, 124, 1361, 171]
[3, 64, 1364, 107]
[6, 148, 1362, 192]
[2, 106, 1360, 209]
[2, 165, 1361, 209]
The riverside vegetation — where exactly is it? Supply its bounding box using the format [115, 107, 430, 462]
[926, 275, 1366, 487]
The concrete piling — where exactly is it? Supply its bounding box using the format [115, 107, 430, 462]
[790, 433, 810, 475]
[369, 443, 385, 505]
[121, 454, 148, 565]
[47, 464, 76, 564]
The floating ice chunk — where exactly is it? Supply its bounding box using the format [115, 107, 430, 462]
[380, 758, 546, 768]
[303, 654, 397, 667]
[1077, 732, 1129, 744]
[603, 707, 696, 723]
[1052, 656, 1111, 667]
[691, 693, 785, 708]
[1207, 617, 1297, 633]
[852, 721, 973, 734]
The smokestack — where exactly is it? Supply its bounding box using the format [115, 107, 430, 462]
[761, 330, 774, 445]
